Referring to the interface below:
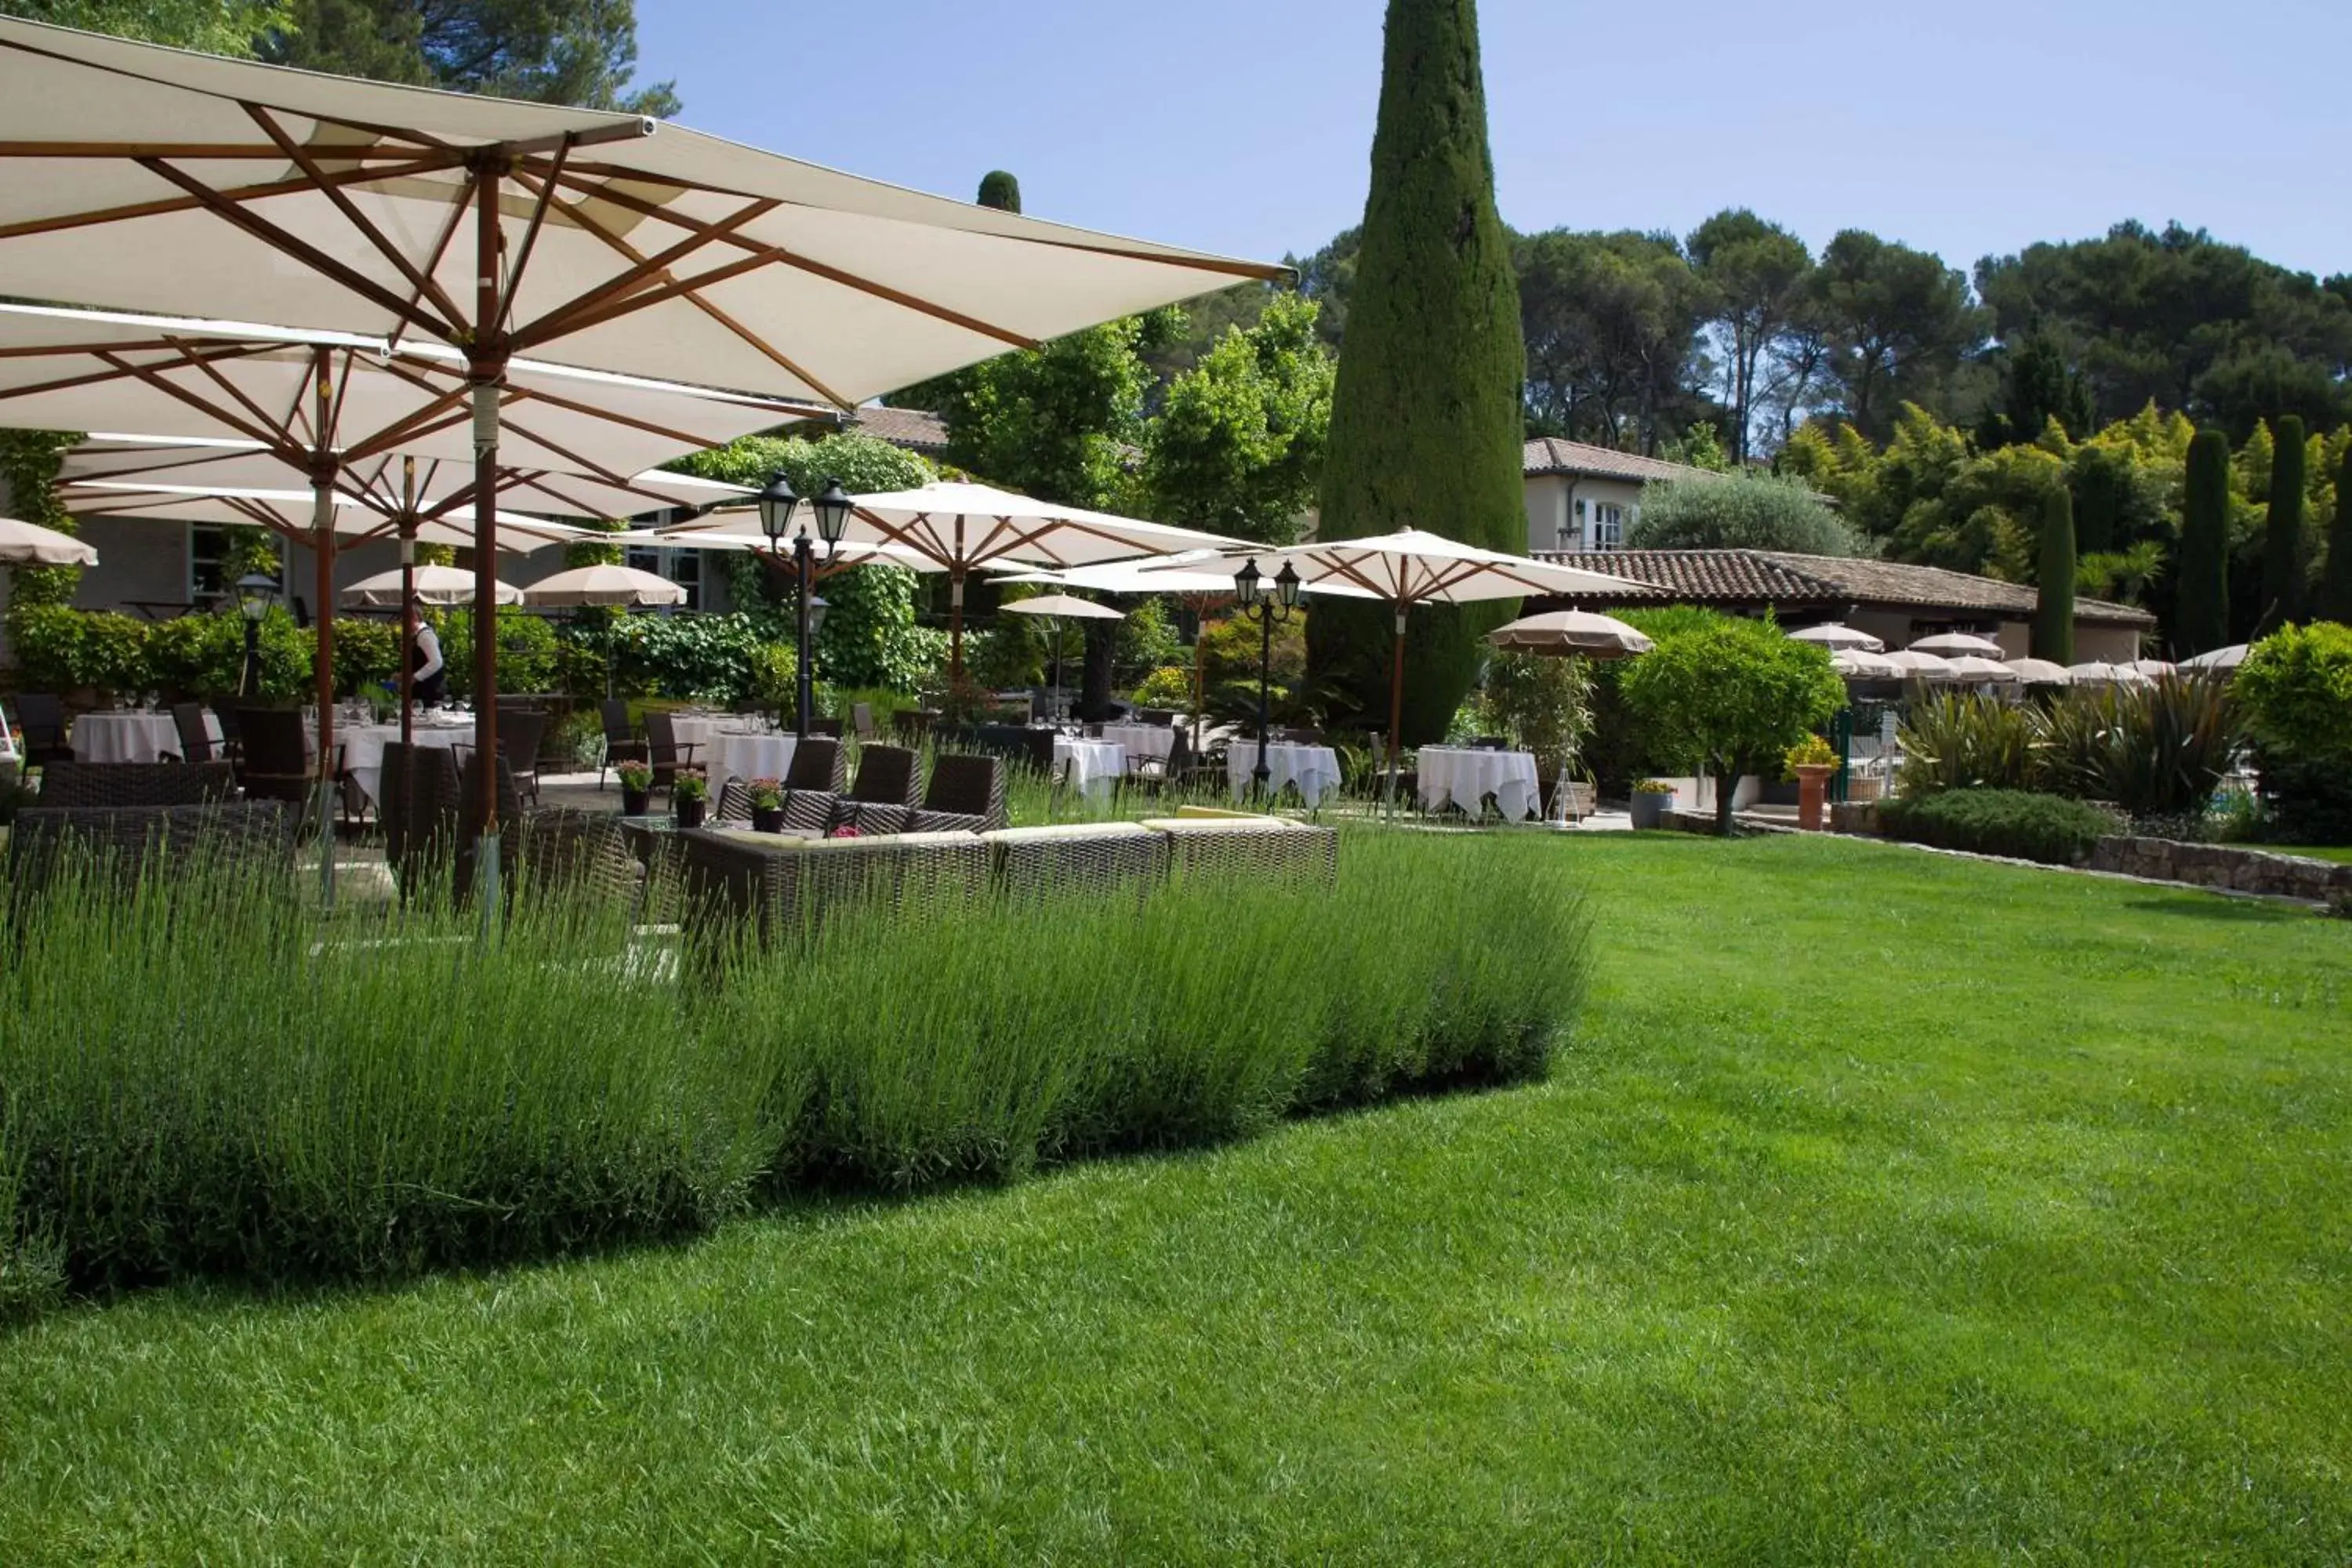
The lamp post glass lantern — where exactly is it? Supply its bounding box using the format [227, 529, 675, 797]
[235, 572, 277, 696]
[759, 472, 849, 740]
[1234, 559, 1301, 794]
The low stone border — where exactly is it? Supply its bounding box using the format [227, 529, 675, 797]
[2089, 835, 2352, 903]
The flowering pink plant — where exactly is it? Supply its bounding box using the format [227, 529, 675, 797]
[748, 776, 785, 810]
[826, 823, 863, 840]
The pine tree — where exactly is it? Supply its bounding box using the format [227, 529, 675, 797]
[2175, 428, 2232, 655]
[1304, 0, 1526, 744]
[2031, 483, 2076, 663]
[976, 171, 1022, 214]
[2259, 414, 2305, 632]
[2320, 446, 2352, 625]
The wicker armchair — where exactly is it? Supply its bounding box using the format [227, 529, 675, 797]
[35, 760, 236, 808]
[642, 710, 702, 796]
[454, 751, 524, 902]
[513, 807, 648, 917]
[232, 709, 315, 804]
[9, 694, 72, 769]
[680, 826, 989, 951]
[167, 702, 222, 764]
[917, 753, 1007, 832]
[784, 736, 847, 794]
[1136, 816, 1340, 885]
[848, 742, 921, 808]
[983, 822, 1169, 901]
[597, 699, 646, 788]
[499, 708, 550, 808]
[380, 743, 463, 899]
[8, 800, 296, 902]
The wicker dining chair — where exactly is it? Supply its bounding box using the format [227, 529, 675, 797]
[642, 710, 701, 796]
[165, 702, 220, 763]
[379, 742, 463, 900]
[784, 736, 847, 794]
[499, 707, 550, 808]
[9, 694, 72, 770]
[597, 699, 645, 789]
[512, 807, 648, 918]
[847, 742, 920, 808]
[913, 752, 1007, 833]
[8, 800, 296, 904]
[231, 709, 318, 805]
[851, 701, 878, 742]
[34, 760, 237, 808]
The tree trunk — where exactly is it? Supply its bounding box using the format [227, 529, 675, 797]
[1080, 618, 1117, 720]
[1713, 762, 1738, 837]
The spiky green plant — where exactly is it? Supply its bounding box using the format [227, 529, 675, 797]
[2032, 675, 2239, 823]
[1895, 691, 2040, 796]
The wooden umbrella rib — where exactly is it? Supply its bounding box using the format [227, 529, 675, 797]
[336, 381, 472, 463]
[483, 412, 633, 486]
[171, 337, 304, 450]
[242, 103, 466, 327]
[133, 157, 456, 342]
[0, 153, 461, 244]
[493, 138, 571, 335]
[0, 340, 273, 405]
[387, 168, 474, 354]
[516, 246, 793, 347]
[505, 164, 850, 408]
[92, 348, 282, 448]
[508, 194, 779, 346]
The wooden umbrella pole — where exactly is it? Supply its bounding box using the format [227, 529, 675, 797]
[469, 159, 505, 897]
[1385, 603, 1407, 814]
[947, 564, 966, 682]
[309, 347, 338, 909]
[398, 459, 417, 749]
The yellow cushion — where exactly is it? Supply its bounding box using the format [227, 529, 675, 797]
[1173, 805, 1265, 820]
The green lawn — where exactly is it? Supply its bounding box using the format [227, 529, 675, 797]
[3, 835, 2347, 1563]
[2278, 843, 2352, 865]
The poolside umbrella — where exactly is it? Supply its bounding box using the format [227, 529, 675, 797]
[0, 17, 1283, 848]
[1831, 648, 1903, 681]
[1486, 609, 1653, 659]
[1145, 530, 1646, 806]
[2180, 645, 2246, 672]
[1788, 622, 1884, 653]
[666, 482, 1243, 679]
[2065, 660, 2153, 688]
[1943, 655, 2022, 685]
[1909, 631, 2005, 658]
[1882, 649, 1958, 682]
[340, 564, 517, 608]
[1004, 593, 1124, 720]
[0, 514, 97, 565]
[2003, 657, 2074, 685]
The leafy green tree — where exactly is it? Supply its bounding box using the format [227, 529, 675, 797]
[1515, 227, 1709, 451]
[2175, 428, 2233, 655]
[1143, 292, 1334, 545]
[1624, 472, 1861, 556]
[2032, 484, 2076, 663]
[1975, 332, 2095, 448]
[975, 170, 1021, 212]
[2321, 446, 2352, 624]
[1289, 227, 1361, 349]
[262, 0, 678, 115]
[1306, 0, 1526, 745]
[4, 0, 288, 53]
[2259, 414, 2306, 633]
[1809, 230, 1984, 439]
[1617, 614, 1845, 836]
[1687, 209, 1812, 462]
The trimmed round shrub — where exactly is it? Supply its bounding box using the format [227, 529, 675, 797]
[1627, 471, 1864, 556]
[1879, 788, 2117, 866]
[2234, 622, 2352, 841]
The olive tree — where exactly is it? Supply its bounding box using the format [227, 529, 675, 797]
[1617, 613, 1846, 834]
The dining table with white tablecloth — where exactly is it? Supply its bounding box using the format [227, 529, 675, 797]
[1097, 723, 1175, 762]
[1052, 735, 1127, 803]
[1225, 739, 1343, 808]
[339, 718, 474, 808]
[1417, 746, 1541, 819]
[70, 710, 221, 764]
[665, 717, 797, 789]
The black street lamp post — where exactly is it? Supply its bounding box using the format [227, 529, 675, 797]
[757, 471, 854, 739]
[235, 572, 278, 697]
[1232, 557, 1303, 796]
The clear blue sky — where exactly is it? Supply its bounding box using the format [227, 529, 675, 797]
[637, 0, 2352, 281]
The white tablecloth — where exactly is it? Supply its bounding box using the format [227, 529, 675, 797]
[709, 731, 797, 788]
[1054, 736, 1127, 802]
[71, 711, 220, 764]
[1417, 747, 1541, 819]
[1226, 741, 1343, 807]
[341, 720, 473, 808]
[1098, 723, 1175, 761]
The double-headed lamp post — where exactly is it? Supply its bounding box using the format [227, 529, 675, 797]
[757, 471, 853, 739]
[1232, 557, 1303, 794]
[235, 572, 278, 698]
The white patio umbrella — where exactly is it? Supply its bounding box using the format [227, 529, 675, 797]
[2129, 658, 2176, 677]
[1831, 648, 1903, 681]
[1486, 609, 1654, 659]
[1004, 593, 1125, 720]
[1788, 622, 1885, 653]
[1910, 631, 2006, 658]
[341, 564, 517, 608]
[667, 481, 1244, 677]
[2003, 657, 2074, 685]
[1882, 649, 1959, 682]
[64, 481, 586, 552]
[521, 564, 688, 609]
[0, 16, 1282, 845]
[1944, 655, 2023, 684]
[1146, 529, 1646, 804]
[0, 514, 97, 565]
[2065, 660, 2153, 688]
[2180, 644, 2246, 672]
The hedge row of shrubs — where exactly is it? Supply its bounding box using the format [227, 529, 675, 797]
[1877, 789, 2121, 866]
[0, 830, 1588, 1316]
[1896, 677, 2237, 824]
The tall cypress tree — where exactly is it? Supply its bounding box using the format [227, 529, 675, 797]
[2321, 446, 2352, 625]
[1305, 0, 1526, 743]
[2259, 414, 2306, 632]
[976, 170, 1022, 213]
[2031, 483, 2076, 663]
[2175, 429, 2232, 655]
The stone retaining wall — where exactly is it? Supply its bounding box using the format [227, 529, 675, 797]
[2088, 836, 2352, 903]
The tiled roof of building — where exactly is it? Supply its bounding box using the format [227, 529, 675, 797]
[1527, 548, 2154, 626]
[845, 404, 950, 454]
[1522, 437, 1714, 485]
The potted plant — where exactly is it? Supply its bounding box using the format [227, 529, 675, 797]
[672, 767, 709, 829]
[1784, 734, 1838, 831]
[747, 776, 786, 833]
[1630, 777, 1677, 830]
[615, 757, 654, 818]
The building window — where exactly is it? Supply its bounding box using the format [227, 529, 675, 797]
[189, 524, 283, 604]
[1592, 503, 1624, 550]
[626, 544, 703, 611]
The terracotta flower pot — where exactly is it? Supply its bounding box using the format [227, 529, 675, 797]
[1793, 764, 1837, 831]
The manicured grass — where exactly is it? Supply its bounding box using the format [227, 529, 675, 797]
[2277, 842, 2352, 864]
[2, 834, 2347, 1562]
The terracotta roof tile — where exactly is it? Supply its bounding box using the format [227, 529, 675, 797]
[1526, 547, 2154, 626]
[1521, 437, 1712, 485]
[846, 404, 949, 453]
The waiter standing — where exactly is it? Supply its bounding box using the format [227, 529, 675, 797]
[412, 599, 448, 706]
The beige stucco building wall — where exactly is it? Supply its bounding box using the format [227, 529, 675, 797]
[1522, 474, 1646, 554]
